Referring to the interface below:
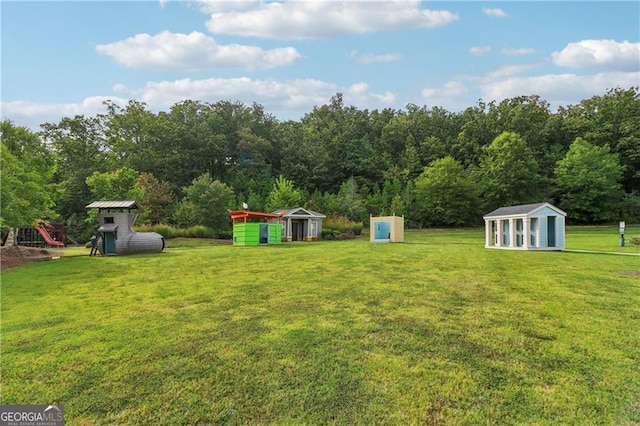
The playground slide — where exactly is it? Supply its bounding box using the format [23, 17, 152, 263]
[36, 226, 65, 247]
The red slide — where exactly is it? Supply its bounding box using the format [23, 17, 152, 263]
[35, 226, 65, 247]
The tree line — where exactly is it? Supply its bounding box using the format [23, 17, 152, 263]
[1, 87, 638, 242]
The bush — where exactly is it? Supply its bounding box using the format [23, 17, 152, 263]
[322, 228, 337, 240]
[323, 216, 363, 235]
[134, 224, 214, 239]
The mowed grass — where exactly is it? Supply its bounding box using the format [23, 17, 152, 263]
[1, 226, 639, 424]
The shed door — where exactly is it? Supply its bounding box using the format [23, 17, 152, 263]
[104, 232, 117, 254]
[375, 222, 391, 240]
[547, 216, 556, 247]
[259, 224, 269, 244]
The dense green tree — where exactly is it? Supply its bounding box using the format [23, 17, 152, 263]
[85, 167, 147, 226]
[554, 138, 624, 223]
[172, 174, 235, 232]
[103, 100, 160, 174]
[414, 157, 478, 227]
[452, 101, 500, 167]
[0, 121, 58, 235]
[85, 166, 144, 201]
[0, 139, 57, 228]
[41, 115, 108, 228]
[477, 131, 541, 212]
[562, 87, 640, 194]
[7, 87, 639, 232]
[265, 175, 302, 212]
[137, 173, 175, 225]
[336, 177, 366, 222]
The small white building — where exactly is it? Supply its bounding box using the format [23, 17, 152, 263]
[272, 207, 326, 242]
[483, 202, 566, 250]
[86, 201, 165, 255]
[370, 215, 404, 243]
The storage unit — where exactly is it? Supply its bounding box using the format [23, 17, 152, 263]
[370, 215, 404, 243]
[272, 207, 326, 242]
[483, 202, 566, 251]
[86, 201, 165, 255]
[228, 210, 284, 246]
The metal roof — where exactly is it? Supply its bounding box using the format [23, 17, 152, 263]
[228, 209, 284, 222]
[483, 202, 565, 218]
[86, 201, 140, 210]
[272, 207, 326, 218]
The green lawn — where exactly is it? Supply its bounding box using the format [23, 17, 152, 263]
[1, 226, 639, 424]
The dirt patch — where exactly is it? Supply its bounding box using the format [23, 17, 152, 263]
[1, 245, 64, 271]
[616, 270, 640, 276]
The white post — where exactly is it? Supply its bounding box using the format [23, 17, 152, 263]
[523, 218, 529, 249]
[485, 220, 491, 247]
[509, 218, 515, 248]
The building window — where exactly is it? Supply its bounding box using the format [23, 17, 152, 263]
[516, 219, 523, 247]
[491, 220, 498, 246]
[310, 221, 317, 237]
[502, 220, 510, 246]
[530, 218, 538, 247]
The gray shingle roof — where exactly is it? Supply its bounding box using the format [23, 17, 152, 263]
[86, 201, 140, 209]
[483, 202, 548, 218]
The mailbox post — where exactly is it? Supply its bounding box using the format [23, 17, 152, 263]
[619, 221, 625, 247]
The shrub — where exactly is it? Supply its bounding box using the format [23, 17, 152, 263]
[324, 216, 363, 235]
[134, 224, 214, 239]
[323, 217, 362, 240]
[322, 228, 337, 240]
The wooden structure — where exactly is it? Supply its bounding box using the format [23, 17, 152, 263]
[483, 202, 566, 250]
[11, 224, 65, 248]
[228, 210, 284, 246]
[86, 201, 164, 255]
[370, 215, 404, 243]
[272, 207, 326, 242]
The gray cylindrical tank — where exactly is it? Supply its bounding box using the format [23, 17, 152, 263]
[116, 232, 165, 254]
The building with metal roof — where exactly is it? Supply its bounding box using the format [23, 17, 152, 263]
[483, 202, 566, 250]
[86, 201, 164, 255]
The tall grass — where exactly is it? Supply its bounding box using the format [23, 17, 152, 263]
[1, 226, 639, 424]
[134, 224, 216, 239]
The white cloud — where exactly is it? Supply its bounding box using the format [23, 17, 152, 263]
[419, 81, 470, 110]
[486, 63, 540, 79]
[481, 71, 640, 108]
[1, 97, 129, 131]
[346, 82, 396, 106]
[551, 39, 640, 71]
[204, 0, 459, 40]
[482, 7, 509, 18]
[350, 50, 402, 64]
[100, 77, 397, 119]
[470, 46, 492, 56]
[95, 31, 301, 71]
[422, 81, 468, 98]
[501, 48, 535, 56]
[2, 76, 400, 130]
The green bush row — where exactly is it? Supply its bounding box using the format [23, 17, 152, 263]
[323, 216, 363, 235]
[133, 224, 223, 239]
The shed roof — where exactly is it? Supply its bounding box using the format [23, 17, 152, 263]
[273, 207, 326, 218]
[228, 210, 284, 222]
[86, 201, 140, 210]
[483, 202, 566, 219]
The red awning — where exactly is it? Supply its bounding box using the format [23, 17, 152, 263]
[228, 210, 284, 223]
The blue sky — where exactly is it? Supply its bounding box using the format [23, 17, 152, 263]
[2, 1, 639, 131]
